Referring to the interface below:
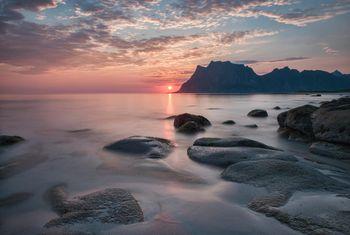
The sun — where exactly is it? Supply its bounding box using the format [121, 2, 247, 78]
[167, 85, 173, 91]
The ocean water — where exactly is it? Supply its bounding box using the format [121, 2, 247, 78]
[0, 93, 349, 235]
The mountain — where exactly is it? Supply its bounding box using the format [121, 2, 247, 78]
[178, 61, 350, 93]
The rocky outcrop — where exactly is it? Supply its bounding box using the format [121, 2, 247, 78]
[188, 146, 296, 167]
[312, 97, 350, 145]
[45, 185, 143, 227]
[247, 109, 268, 117]
[173, 113, 211, 134]
[0, 135, 24, 146]
[309, 142, 350, 160]
[193, 137, 279, 150]
[277, 105, 318, 138]
[104, 136, 174, 159]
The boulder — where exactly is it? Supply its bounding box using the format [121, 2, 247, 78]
[0, 135, 24, 146]
[309, 141, 350, 160]
[221, 159, 347, 193]
[277, 105, 318, 137]
[222, 120, 236, 125]
[193, 137, 279, 150]
[45, 185, 143, 227]
[104, 136, 174, 158]
[312, 97, 350, 145]
[177, 121, 204, 134]
[247, 109, 268, 117]
[173, 113, 211, 128]
[188, 146, 296, 167]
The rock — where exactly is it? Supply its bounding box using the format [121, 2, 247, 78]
[278, 128, 313, 142]
[0, 192, 33, 207]
[247, 109, 268, 117]
[221, 159, 347, 193]
[312, 97, 350, 145]
[309, 141, 350, 160]
[177, 121, 204, 134]
[0, 135, 24, 146]
[244, 124, 258, 128]
[277, 105, 318, 137]
[193, 137, 279, 150]
[311, 94, 322, 97]
[273, 106, 281, 110]
[222, 120, 236, 125]
[66, 129, 91, 133]
[188, 146, 296, 167]
[104, 136, 174, 159]
[164, 115, 177, 120]
[45, 185, 143, 227]
[173, 113, 211, 128]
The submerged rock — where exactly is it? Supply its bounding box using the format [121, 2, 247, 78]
[193, 137, 279, 150]
[188, 146, 296, 167]
[244, 124, 258, 128]
[173, 113, 211, 128]
[222, 120, 236, 125]
[273, 106, 281, 110]
[45, 185, 143, 227]
[177, 121, 204, 134]
[309, 141, 350, 160]
[312, 96, 350, 145]
[0, 135, 24, 146]
[104, 136, 174, 158]
[277, 105, 318, 138]
[247, 109, 268, 117]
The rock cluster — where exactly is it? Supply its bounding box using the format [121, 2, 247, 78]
[277, 97, 350, 159]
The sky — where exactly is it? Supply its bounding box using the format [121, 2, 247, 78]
[0, 0, 350, 93]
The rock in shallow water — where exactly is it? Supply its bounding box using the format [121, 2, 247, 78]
[309, 141, 350, 160]
[244, 124, 258, 128]
[104, 136, 174, 158]
[188, 146, 296, 167]
[193, 137, 279, 150]
[177, 121, 204, 134]
[222, 120, 236, 125]
[173, 113, 211, 128]
[0, 135, 24, 146]
[312, 96, 350, 145]
[247, 109, 268, 117]
[45, 185, 144, 227]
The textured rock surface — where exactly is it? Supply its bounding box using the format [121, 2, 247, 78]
[45, 185, 144, 227]
[193, 137, 279, 150]
[188, 146, 296, 167]
[177, 121, 205, 134]
[312, 97, 350, 145]
[104, 136, 174, 158]
[277, 105, 318, 137]
[173, 113, 211, 128]
[309, 141, 350, 160]
[0, 135, 24, 146]
[247, 109, 268, 117]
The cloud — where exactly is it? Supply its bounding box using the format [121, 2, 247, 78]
[235, 57, 310, 64]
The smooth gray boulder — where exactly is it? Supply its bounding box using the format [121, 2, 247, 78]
[45, 185, 144, 227]
[193, 137, 279, 150]
[188, 146, 296, 167]
[312, 97, 350, 145]
[247, 109, 268, 117]
[104, 136, 174, 158]
[309, 141, 350, 160]
[0, 135, 24, 146]
[222, 120, 236, 125]
[173, 113, 211, 128]
[177, 121, 204, 134]
[277, 105, 318, 137]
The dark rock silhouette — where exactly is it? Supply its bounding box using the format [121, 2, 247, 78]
[174, 113, 211, 128]
[247, 109, 268, 117]
[0, 135, 24, 146]
[177, 121, 204, 134]
[178, 61, 350, 93]
[222, 120, 236, 125]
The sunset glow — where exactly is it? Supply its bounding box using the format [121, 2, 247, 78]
[167, 86, 173, 91]
[0, 0, 349, 93]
